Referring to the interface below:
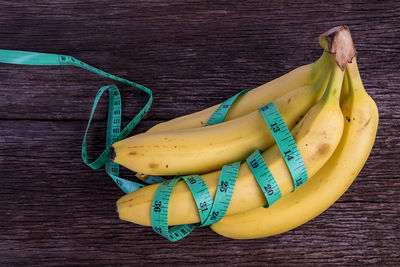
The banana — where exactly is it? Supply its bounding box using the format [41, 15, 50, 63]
[147, 52, 328, 133]
[116, 51, 345, 227]
[134, 52, 331, 180]
[135, 68, 349, 181]
[210, 58, 378, 239]
[110, 55, 331, 176]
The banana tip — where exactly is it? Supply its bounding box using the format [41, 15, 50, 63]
[110, 145, 116, 161]
[116, 197, 130, 222]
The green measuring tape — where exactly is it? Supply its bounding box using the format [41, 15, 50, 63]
[0, 49, 308, 242]
[206, 89, 250, 126]
[0, 49, 151, 193]
[150, 103, 307, 241]
[246, 149, 282, 207]
[151, 162, 240, 241]
[259, 102, 308, 190]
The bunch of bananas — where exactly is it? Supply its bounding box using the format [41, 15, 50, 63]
[112, 26, 378, 239]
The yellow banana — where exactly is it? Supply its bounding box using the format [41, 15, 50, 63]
[210, 58, 378, 239]
[135, 52, 349, 180]
[116, 52, 345, 227]
[147, 52, 328, 133]
[134, 52, 330, 180]
[135, 68, 349, 181]
[110, 57, 331, 176]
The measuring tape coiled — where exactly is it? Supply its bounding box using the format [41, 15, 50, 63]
[200, 161, 240, 226]
[150, 102, 309, 240]
[0, 49, 309, 242]
[151, 177, 195, 241]
[151, 161, 241, 241]
[0, 49, 152, 193]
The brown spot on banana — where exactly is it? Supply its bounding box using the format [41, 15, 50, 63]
[317, 143, 330, 157]
[363, 117, 371, 128]
[149, 163, 159, 169]
[129, 152, 137, 155]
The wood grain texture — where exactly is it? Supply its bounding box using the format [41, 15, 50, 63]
[0, 0, 399, 265]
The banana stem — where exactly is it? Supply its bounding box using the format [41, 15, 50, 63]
[319, 25, 357, 71]
[320, 55, 345, 104]
[311, 53, 332, 99]
[346, 58, 365, 96]
[317, 25, 357, 104]
[310, 51, 329, 79]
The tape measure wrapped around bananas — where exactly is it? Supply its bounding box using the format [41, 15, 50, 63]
[0, 25, 378, 241]
[112, 25, 378, 241]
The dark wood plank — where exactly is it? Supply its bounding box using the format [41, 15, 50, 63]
[0, 1, 399, 121]
[0, 120, 399, 265]
[0, 0, 399, 265]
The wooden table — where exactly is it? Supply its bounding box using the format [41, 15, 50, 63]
[1, 1, 399, 265]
